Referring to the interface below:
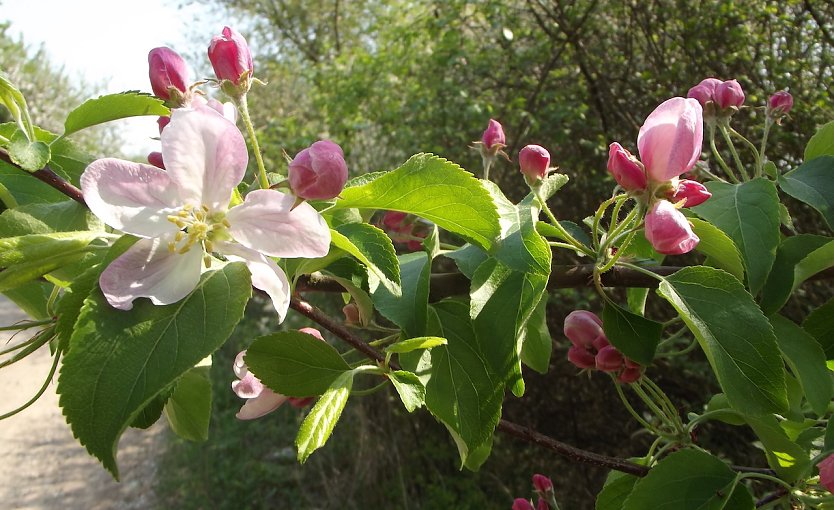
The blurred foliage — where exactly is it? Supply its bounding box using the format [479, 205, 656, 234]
[162, 1, 834, 508]
[0, 22, 123, 155]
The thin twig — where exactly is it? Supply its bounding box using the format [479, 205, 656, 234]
[0, 148, 86, 205]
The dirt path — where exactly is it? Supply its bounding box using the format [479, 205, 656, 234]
[0, 295, 165, 510]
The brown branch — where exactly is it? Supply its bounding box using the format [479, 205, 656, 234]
[497, 419, 650, 477]
[0, 148, 86, 206]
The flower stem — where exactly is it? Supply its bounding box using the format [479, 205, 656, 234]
[533, 188, 594, 257]
[728, 125, 761, 175]
[709, 124, 739, 183]
[0, 182, 18, 209]
[481, 154, 494, 181]
[0, 350, 60, 420]
[614, 378, 663, 435]
[236, 94, 270, 189]
[759, 117, 774, 178]
[718, 122, 750, 181]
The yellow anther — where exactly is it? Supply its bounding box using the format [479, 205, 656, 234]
[222, 219, 231, 228]
[175, 231, 185, 242]
[204, 240, 214, 254]
[167, 241, 177, 253]
[203, 254, 212, 268]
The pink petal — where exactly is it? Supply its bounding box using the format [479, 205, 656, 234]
[162, 108, 248, 211]
[233, 350, 249, 378]
[99, 235, 203, 310]
[637, 98, 703, 182]
[80, 158, 180, 237]
[232, 372, 265, 399]
[217, 242, 292, 321]
[236, 389, 288, 420]
[226, 189, 331, 258]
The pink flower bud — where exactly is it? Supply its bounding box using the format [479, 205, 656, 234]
[607, 142, 647, 191]
[407, 230, 427, 252]
[563, 310, 604, 349]
[819, 454, 834, 492]
[624, 358, 641, 369]
[536, 499, 549, 510]
[769, 91, 793, 115]
[513, 498, 535, 510]
[567, 346, 596, 369]
[596, 345, 624, 372]
[592, 335, 610, 351]
[383, 211, 408, 231]
[288, 397, 315, 408]
[147, 151, 165, 170]
[638, 97, 703, 182]
[714, 80, 745, 109]
[148, 47, 189, 100]
[672, 179, 711, 207]
[519, 144, 550, 183]
[532, 474, 553, 493]
[288, 140, 349, 200]
[686, 78, 721, 107]
[644, 200, 700, 255]
[208, 26, 254, 85]
[482, 119, 506, 148]
[157, 116, 170, 134]
[618, 367, 642, 384]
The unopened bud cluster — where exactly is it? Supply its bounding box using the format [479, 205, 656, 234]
[381, 211, 428, 251]
[564, 310, 642, 384]
[687, 78, 745, 114]
[513, 473, 558, 510]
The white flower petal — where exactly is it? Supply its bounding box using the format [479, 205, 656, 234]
[218, 241, 291, 321]
[162, 108, 248, 211]
[226, 189, 331, 258]
[236, 389, 288, 420]
[80, 158, 181, 237]
[99, 235, 203, 310]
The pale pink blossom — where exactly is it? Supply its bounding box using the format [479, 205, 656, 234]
[644, 200, 699, 255]
[637, 97, 703, 182]
[81, 107, 330, 319]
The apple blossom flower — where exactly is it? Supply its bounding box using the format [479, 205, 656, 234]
[644, 200, 699, 255]
[819, 453, 834, 492]
[607, 142, 647, 192]
[233, 327, 324, 419]
[288, 140, 349, 200]
[769, 91, 793, 116]
[482, 119, 506, 149]
[513, 499, 535, 510]
[563, 310, 604, 350]
[148, 47, 188, 101]
[81, 107, 330, 319]
[637, 97, 703, 182]
[208, 26, 253, 86]
[714, 79, 745, 110]
[671, 179, 711, 208]
[519, 144, 551, 184]
[687, 78, 721, 107]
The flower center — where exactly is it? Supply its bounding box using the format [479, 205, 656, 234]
[167, 204, 230, 265]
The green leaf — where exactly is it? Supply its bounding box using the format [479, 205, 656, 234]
[825, 418, 834, 451]
[657, 266, 787, 416]
[470, 258, 549, 397]
[520, 297, 552, 374]
[688, 218, 744, 281]
[445, 243, 488, 279]
[389, 370, 426, 412]
[401, 301, 505, 457]
[0, 231, 103, 267]
[770, 315, 833, 416]
[63, 92, 169, 137]
[623, 449, 751, 510]
[335, 153, 500, 250]
[7, 128, 50, 171]
[246, 330, 351, 397]
[3, 281, 51, 320]
[760, 235, 831, 315]
[703, 394, 746, 426]
[535, 173, 570, 201]
[332, 223, 400, 295]
[0, 250, 89, 292]
[130, 389, 170, 429]
[536, 220, 592, 250]
[692, 179, 781, 295]
[793, 238, 834, 291]
[746, 414, 811, 482]
[296, 370, 354, 463]
[602, 302, 662, 365]
[483, 181, 551, 274]
[385, 336, 447, 353]
[596, 471, 639, 510]
[325, 274, 374, 327]
[54, 236, 137, 352]
[804, 297, 834, 360]
[0, 74, 34, 138]
[804, 120, 834, 161]
[0, 201, 103, 236]
[779, 156, 834, 229]
[57, 263, 251, 478]
[372, 252, 430, 338]
[626, 288, 649, 316]
[164, 365, 212, 442]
